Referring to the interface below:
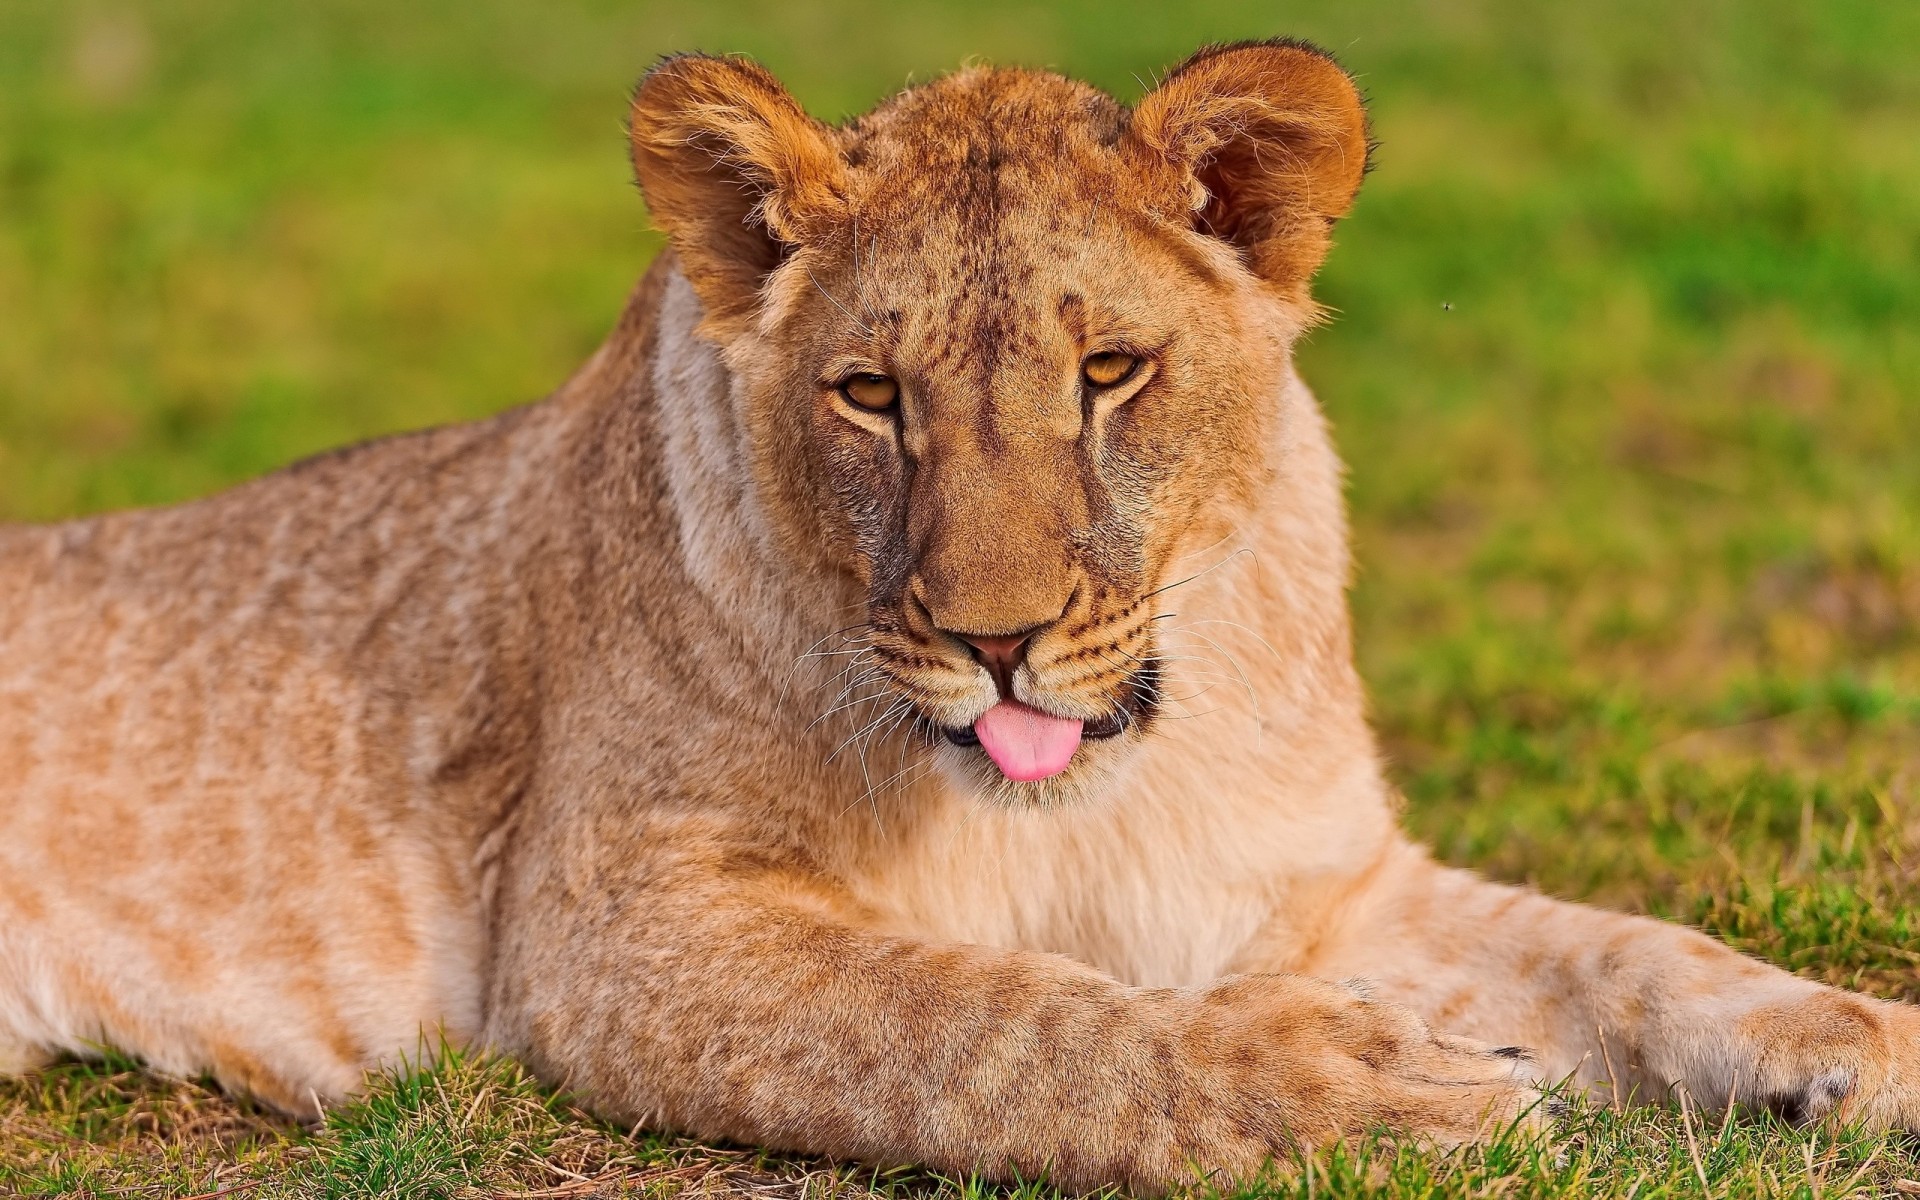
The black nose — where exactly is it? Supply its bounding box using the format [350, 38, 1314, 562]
[952, 629, 1037, 700]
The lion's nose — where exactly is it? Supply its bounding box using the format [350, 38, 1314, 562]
[952, 629, 1039, 700]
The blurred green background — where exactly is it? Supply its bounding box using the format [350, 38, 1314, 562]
[2, 0, 1917, 918]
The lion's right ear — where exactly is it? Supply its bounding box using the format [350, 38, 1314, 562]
[630, 54, 848, 333]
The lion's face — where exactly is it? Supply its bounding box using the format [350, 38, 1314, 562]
[632, 44, 1368, 797]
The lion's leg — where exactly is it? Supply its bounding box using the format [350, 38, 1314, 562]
[485, 849, 1543, 1193]
[1275, 841, 1920, 1127]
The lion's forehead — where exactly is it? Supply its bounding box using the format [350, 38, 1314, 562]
[843, 199, 1170, 363]
[840, 74, 1140, 243]
[839, 66, 1128, 176]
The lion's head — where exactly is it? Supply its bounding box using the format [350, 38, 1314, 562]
[630, 42, 1368, 800]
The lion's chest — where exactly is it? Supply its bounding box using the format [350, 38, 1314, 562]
[841, 743, 1395, 988]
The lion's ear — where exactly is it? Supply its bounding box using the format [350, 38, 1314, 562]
[1126, 40, 1369, 295]
[630, 54, 848, 331]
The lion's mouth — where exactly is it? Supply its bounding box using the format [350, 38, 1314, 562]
[940, 707, 1129, 748]
[935, 664, 1160, 781]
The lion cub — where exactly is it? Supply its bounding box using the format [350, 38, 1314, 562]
[3, 40, 1916, 1192]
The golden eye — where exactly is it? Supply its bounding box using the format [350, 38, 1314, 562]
[1082, 352, 1140, 389]
[839, 373, 899, 412]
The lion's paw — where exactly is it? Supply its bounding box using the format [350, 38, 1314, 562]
[1735, 990, 1920, 1131]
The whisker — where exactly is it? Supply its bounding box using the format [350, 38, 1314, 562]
[794, 645, 876, 663]
[778, 622, 874, 708]
[1178, 617, 1282, 664]
[1168, 524, 1242, 569]
[807, 266, 874, 337]
[829, 696, 912, 763]
[1144, 546, 1256, 601]
[853, 712, 938, 814]
[806, 671, 889, 734]
[1154, 624, 1262, 731]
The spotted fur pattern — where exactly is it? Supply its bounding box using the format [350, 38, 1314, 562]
[4, 42, 1917, 1193]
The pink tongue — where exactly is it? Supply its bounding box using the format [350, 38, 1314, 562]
[971, 700, 1084, 782]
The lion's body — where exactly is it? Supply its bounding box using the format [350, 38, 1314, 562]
[3, 47, 1916, 1191]
[0, 408, 539, 1099]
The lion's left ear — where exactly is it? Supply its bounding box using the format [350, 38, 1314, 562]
[1125, 40, 1369, 294]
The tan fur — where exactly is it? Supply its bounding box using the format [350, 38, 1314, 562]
[4, 41, 1918, 1192]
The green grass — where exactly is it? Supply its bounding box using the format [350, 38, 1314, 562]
[10, 1053, 1920, 1199]
[3, 0, 1918, 1195]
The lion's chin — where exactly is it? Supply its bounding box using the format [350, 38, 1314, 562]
[927, 700, 1156, 807]
[905, 661, 1161, 802]
[933, 729, 1144, 808]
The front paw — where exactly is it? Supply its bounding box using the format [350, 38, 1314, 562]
[1736, 991, 1920, 1130]
[1197, 977, 1553, 1152]
[1851, 995, 1920, 1131]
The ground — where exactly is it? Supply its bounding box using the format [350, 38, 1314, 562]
[2, 0, 1917, 1196]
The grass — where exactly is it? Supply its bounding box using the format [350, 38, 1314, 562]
[9, 1050, 1920, 1199]
[2, 0, 1917, 1195]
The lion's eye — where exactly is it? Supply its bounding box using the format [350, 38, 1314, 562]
[1082, 352, 1140, 389]
[839, 373, 900, 412]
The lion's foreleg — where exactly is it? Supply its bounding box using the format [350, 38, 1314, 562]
[487, 859, 1542, 1191]
[1282, 843, 1920, 1128]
